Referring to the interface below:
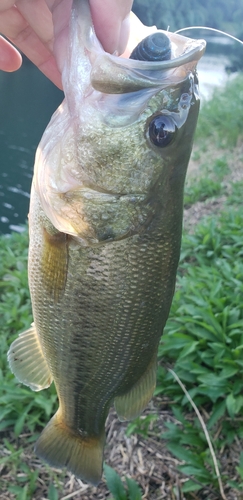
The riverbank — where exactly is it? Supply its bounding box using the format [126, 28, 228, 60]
[1, 75, 243, 499]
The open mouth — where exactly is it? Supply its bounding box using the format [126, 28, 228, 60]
[89, 30, 206, 96]
[87, 15, 206, 96]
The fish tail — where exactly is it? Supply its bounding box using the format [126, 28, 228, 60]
[35, 410, 105, 485]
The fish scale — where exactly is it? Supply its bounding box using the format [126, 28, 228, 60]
[28, 184, 181, 429]
[7, 0, 206, 485]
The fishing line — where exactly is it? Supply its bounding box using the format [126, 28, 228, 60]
[175, 26, 243, 46]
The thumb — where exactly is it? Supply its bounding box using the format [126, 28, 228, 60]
[90, 0, 133, 54]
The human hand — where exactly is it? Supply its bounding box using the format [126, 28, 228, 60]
[0, 0, 133, 89]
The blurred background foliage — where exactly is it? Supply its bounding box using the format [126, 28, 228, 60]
[133, 0, 243, 36]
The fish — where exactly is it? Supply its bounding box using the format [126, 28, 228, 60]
[7, 0, 206, 485]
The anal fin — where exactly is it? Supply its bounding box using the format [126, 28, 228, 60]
[114, 354, 157, 422]
[8, 323, 52, 391]
[35, 410, 105, 485]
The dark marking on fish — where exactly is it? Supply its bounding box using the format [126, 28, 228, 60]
[41, 228, 68, 301]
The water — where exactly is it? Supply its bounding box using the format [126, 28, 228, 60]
[180, 28, 242, 101]
[0, 37, 241, 234]
[197, 54, 237, 101]
[0, 57, 63, 234]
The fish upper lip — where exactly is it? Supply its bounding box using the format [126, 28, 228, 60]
[112, 37, 206, 70]
[89, 33, 206, 95]
[67, 0, 206, 100]
[88, 28, 206, 72]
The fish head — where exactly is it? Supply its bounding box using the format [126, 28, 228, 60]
[33, 0, 206, 244]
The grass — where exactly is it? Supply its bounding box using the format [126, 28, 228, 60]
[156, 201, 243, 493]
[195, 75, 243, 149]
[126, 188, 243, 496]
[184, 157, 229, 206]
[1, 75, 243, 498]
[0, 229, 58, 436]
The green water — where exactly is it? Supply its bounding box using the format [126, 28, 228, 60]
[0, 56, 63, 234]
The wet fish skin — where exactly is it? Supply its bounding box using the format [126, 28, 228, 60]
[8, 0, 206, 485]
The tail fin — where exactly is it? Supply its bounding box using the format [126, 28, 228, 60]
[35, 410, 105, 485]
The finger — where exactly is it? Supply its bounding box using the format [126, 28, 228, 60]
[0, 35, 22, 71]
[89, 0, 133, 54]
[46, 0, 72, 74]
[0, 5, 62, 87]
[0, 1, 16, 10]
[121, 12, 157, 58]
[16, 0, 54, 51]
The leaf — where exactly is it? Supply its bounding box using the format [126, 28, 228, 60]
[48, 483, 59, 500]
[178, 341, 199, 359]
[234, 395, 243, 414]
[126, 422, 139, 437]
[207, 399, 226, 429]
[180, 432, 205, 448]
[226, 393, 237, 418]
[179, 465, 211, 480]
[172, 406, 187, 425]
[227, 479, 243, 490]
[197, 373, 226, 387]
[14, 401, 34, 437]
[166, 443, 202, 466]
[104, 463, 127, 500]
[220, 366, 239, 379]
[239, 451, 243, 469]
[126, 477, 142, 500]
[181, 480, 201, 493]
[8, 485, 28, 500]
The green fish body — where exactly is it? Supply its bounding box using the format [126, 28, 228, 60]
[8, 0, 205, 485]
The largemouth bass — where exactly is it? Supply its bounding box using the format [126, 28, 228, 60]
[8, 0, 205, 485]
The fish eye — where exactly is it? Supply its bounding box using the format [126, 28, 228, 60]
[148, 115, 176, 148]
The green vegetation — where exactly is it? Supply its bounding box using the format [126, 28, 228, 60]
[126, 183, 243, 495]
[133, 0, 243, 36]
[104, 464, 142, 500]
[195, 76, 243, 149]
[156, 201, 243, 493]
[0, 229, 58, 436]
[1, 76, 243, 498]
[132, 1, 243, 75]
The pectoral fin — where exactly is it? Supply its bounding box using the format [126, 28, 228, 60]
[8, 323, 52, 391]
[114, 354, 157, 421]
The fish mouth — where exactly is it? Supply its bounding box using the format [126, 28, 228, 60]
[60, 0, 206, 127]
[34, 0, 206, 241]
[59, 0, 205, 131]
[70, 1, 206, 95]
[90, 33, 206, 95]
[91, 32, 206, 83]
[66, 0, 206, 98]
